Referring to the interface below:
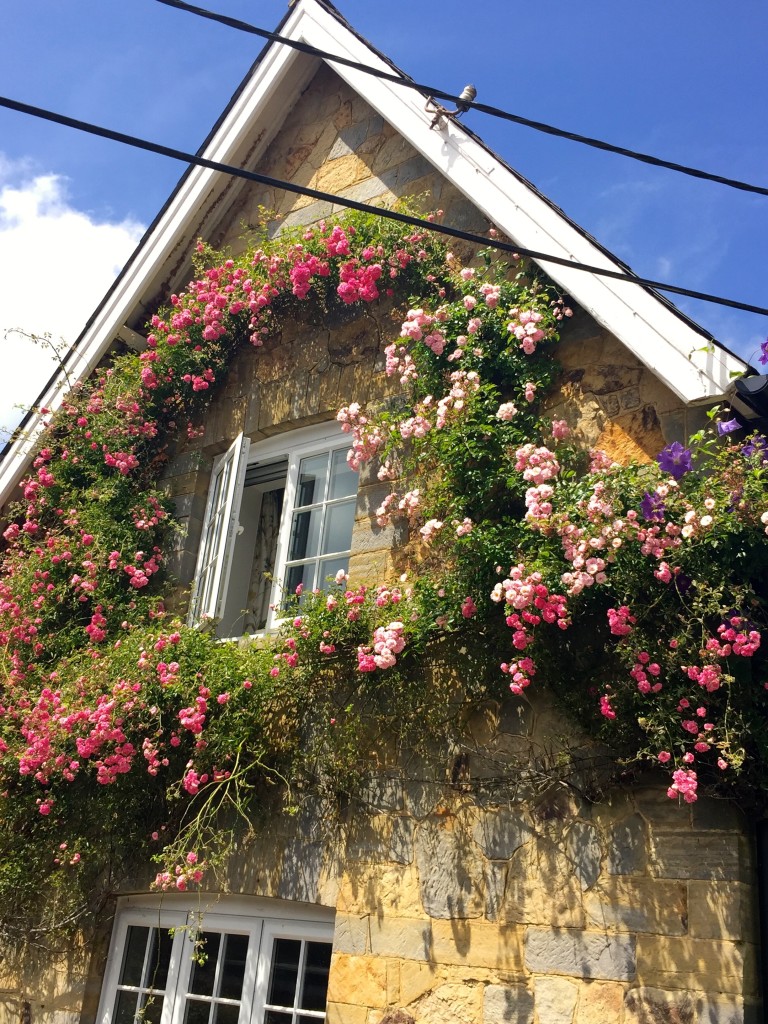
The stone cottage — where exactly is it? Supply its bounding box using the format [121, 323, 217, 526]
[0, 2, 760, 1023]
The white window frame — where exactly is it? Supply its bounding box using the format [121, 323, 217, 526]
[188, 432, 250, 626]
[188, 422, 356, 636]
[96, 895, 335, 1024]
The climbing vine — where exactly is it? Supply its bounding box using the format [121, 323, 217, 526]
[0, 203, 767, 941]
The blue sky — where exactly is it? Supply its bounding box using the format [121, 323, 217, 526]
[1, 0, 766, 433]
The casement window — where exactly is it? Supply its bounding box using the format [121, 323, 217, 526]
[96, 896, 335, 1024]
[188, 423, 358, 637]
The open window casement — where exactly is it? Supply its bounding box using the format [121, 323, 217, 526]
[189, 423, 358, 639]
[188, 433, 250, 627]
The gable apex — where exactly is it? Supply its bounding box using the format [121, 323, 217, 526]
[0, 0, 748, 509]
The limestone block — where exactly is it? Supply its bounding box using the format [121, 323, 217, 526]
[370, 133, 415, 176]
[696, 996, 748, 1024]
[598, 393, 621, 417]
[624, 986, 696, 1024]
[472, 808, 531, 860]
[573, 981, 625, 1024]
[327, 954, 388, 1009]
[500, 842, 585, 929]
[391, 816, 415, 865]
[315, 361, 344, 413]
[414, 818, 485, 919]
[484, 861, 508, 922]
[409, 982, 484, 1023]
[497, 698, 536, 738]
[634, 935, 752, 996]
[398, 959, 436, 1005]
[430, 919, 525, 972]
[368, 917, 432, 961]
[649, 831, 747, 881]
[326, 1001, 369, 1024]
[312, 154, 372, 193]
[484, 984, 535, 1024]
[525, 928, 636, 981]
[690, 798, 745, 832]
[583, 877, 687, 935]
[403, 778, 440, 818]
[337, 862, 424, 918]
[358, 777, 404, 813]
[596, 415, 662, 465]
[658, 409, 688, 446]
[391, 154, 433, 189]
[619, 386, 642, 410]
[533, 976, 578, 1024]
[687, 881, 756, 941]
[334, 914, 370, 955]
[351, 509, 393, 556]
[349, 550, 394, 587]
[328, 121, 370, 160]
[606, 813, 648, 875]
[634, 786, 692, 827]
[346, 814, 394, 862]
[275, 199, 335, 231]
[257, 380, 292, 431]
[276, 839, 325, 903]
[565, 822, 602, 891]
[443, 197, 488, 233]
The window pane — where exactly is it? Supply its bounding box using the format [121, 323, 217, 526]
[296, 455, 328, 508]
[113, 990, 141, 1024]
[318, 557, 348, 588]
[264, 1013, 293, 1024]
[213, 1005, 241, 1024]
[288, 509, 321, 561]
[285, 562, 315, 598]
[189, 933, 221, 996]
[299, 943, 331, 1012]
[150, 927, 174, 992]
[183, 999, 212, 1024]
[120, 926, 150, 987]
[268, 938, 301, 1007]
[219, 933, 249, 1000]
[140, 994, 165, 1024]
[320, 499, 355, 555]
[328, 448, 357, 500]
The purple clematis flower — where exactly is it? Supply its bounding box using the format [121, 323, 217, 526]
[742, 434, 768, 463]
[716, 417, 741, 436]
[640, 490, 665, 521]
[657, 442, 693, 480]
[759, 338, 768, 366]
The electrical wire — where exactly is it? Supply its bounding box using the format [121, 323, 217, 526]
[1, 92, 766, 317]
[154, 0, 768, 200]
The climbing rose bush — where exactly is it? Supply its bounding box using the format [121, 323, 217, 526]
[0, 205, 767, 943]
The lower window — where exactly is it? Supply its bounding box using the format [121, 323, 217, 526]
[98, 898, 334, 1024]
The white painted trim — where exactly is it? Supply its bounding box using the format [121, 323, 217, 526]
[296, 2, 746, 405]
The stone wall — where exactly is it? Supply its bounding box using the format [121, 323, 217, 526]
[210, 65, 488, 256]
[328, 745, 758, 1023]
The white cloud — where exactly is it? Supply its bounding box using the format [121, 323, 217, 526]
[0, 158, 144, 438]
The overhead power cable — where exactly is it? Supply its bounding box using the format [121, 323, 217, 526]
[1, 93, 766, 318]
[154, 0, 768, 200]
